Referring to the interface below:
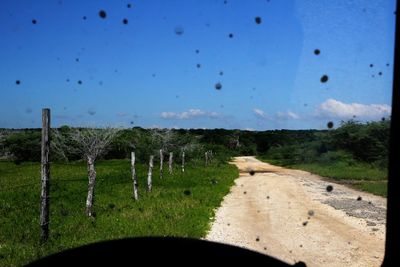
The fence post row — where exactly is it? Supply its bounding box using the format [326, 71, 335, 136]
[181, 151, 185, 173]
[169, 152, 173, 174]
[160, 149, 163, 179]
[131, 152, 139, 200]
[40, 108, 50, 242]
[147, 155, 153, 192]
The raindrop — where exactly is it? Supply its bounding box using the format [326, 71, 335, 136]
[370, 64, 374, 67]
[302, 221, 308, 226]
[174, 26, 184, 35]
[300, 245, 303, 248]
[227, 223, 230, 226]
[196, 63, 201, 68]
[256, 237, 260, 242]
[184, 190, 191, 196]
[127, 3, 132, 8]
[378, 72, 382, 76]
[75, 58, 79, 62]
[320, 75, 329, 83]
[314, 49, 320, 55]
[327, 121, 334, 129]
[15, 80, 21, 85]
[255, 16, 262, 24]
[130, 121, 134, 125]
[78, 80, 82, 85]
[326, 185, 333, 192]
[32, 19, 37, 24]
[263, 247, 267, 250]
[99, 10, 107, 19]
[357, 196, 362, 201]
[308, 210, 315, 216]
[195, 49, 199, 54]
[266, 196, 270, 199]
[83, 16, 87, 20]
[381, 117, 386, 121]
[215, 82, 222, 90]
[224, 0, 228, 4]
[386, 63, 390, 67]
[243, 191, 247, 194]
[249, 170, 255, 176]
[219, 71, 224, 76]
[228, 33, 234, 38]
[123, 18, 128, 25]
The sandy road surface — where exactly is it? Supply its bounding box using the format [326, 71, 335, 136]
[206, 156, 386, 267]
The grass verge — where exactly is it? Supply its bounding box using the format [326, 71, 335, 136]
[0, 159, 238, 266]
[256, 157, 387, 197]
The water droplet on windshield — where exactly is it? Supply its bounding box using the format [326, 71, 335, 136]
[99, 10, 107, 19]
[320, 75, 329, 83]
[174, 26, 184, 35]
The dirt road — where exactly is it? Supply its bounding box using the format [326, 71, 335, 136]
[205, 156, 386, 267]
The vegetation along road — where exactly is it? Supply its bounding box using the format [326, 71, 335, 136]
[206, 156, 386, 267]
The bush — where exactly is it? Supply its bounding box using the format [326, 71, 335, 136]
[3, 131, 41, 163]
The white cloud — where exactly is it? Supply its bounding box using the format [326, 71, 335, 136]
[160, 109, 219, 120]
[244, 127, 255, 131]
[276, 111, 300, 120]
[316, 98, 391, 120]
[253, 108, 268, 119]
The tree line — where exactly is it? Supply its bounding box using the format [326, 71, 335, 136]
[0, 118, 390, 169]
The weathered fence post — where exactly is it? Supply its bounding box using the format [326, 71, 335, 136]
[181, 151, 185, 173]
[40, 108, 50, 242]
[205, 151, 208, 166]
[169, 152, 173, 174]
[86, 156, 96, 216]
[159, 149, 163, 179]
[131, 152, 138, 200]
[147, 155, 153, 192]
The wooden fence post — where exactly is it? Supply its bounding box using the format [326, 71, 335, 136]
[131, 152, 138, 200]
[40, 108, 50, 242]
[205, 151, 208, 166]
[169, 152, 173, 174]
[159, 149, 163, 179]
[181, 151, 185, 173]
[147, 155, 153, 192]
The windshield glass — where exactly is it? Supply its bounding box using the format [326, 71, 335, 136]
[0, 0, 396, 266]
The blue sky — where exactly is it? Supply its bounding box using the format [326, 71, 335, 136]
[0, 0, 396, 130]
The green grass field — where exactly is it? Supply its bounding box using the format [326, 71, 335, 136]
[0, 159, 238, 266]
[257, 157, 388, 197]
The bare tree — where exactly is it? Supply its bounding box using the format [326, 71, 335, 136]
[150, 129, 176, 152]
[52, 127, 119, 216]
[229, 131, 241, 149]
